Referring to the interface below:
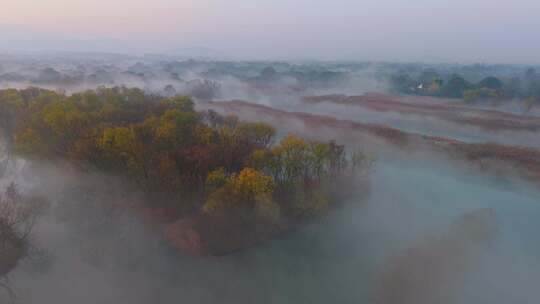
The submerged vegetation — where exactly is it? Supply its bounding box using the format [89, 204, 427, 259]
[0, 87, 373, 255]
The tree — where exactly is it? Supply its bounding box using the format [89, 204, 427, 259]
[229, 168, 275, 201]
[100, 127, 137, 158]
[247, 149, 273, 171]
[237, 122, 276, 149]
[440, 75, 472, 98]
[429, 76, 443, 93]
[186, 79, 220, 100]
[13, 128, 50, 156]
[290, 186, 329, 217]
[309, 142, 331, 180]
[163, 85, 177, 98]
[271, 134, 310, 184]
[418, 69, 440, 85]
[0, 89, 24, 149]
[154, 109, 199, 149]
[203, 168, 279, 221]
[205, 167, 228, 192]
[3, 87, 370, 230]
[98, 126, 148, 178]
[389, 73, 416, 94]
[162, 96, 195, 112]
[351, 149, 375, 174]
[478, 76, 503, 90]
[42, 101, 91, 144]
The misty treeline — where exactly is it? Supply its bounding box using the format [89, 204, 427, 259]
[389, 66, 540, 111]
[5, 55, 540, 113]
[0, 87, 373, 251]
[0, 58, 353, 99]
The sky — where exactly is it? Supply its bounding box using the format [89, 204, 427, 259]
[1, 0, 540, 63]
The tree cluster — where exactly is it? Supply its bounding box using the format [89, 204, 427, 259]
[388, 68, 540, 111]
[1, 87, 372, 223]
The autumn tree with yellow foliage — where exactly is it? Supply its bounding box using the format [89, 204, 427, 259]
[2, 87, 373, 247]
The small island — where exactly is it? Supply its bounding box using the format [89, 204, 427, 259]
[0, 87, 373, 256]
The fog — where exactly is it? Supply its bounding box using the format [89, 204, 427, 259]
[290, 101, 540, 148]
[0, 55, 391, 99]
[2, 54, 540, 303]
[2, 135, 540, 303]
[2, 98, 540, 304]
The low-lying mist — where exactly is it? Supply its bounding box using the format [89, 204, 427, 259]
[291, 100, 540, 148]
[3, 140, 540, 303]
[1, 56, 540, 303]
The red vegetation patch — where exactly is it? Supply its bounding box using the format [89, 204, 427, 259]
[164, 215, 286, 256]
[165, 219, 207, 256]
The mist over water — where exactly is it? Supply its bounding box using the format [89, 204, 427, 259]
[1, 55, 540, 303]
[1, 134, 539, 303]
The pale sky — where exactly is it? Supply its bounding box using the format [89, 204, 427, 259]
[1, 0, 540, 63]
